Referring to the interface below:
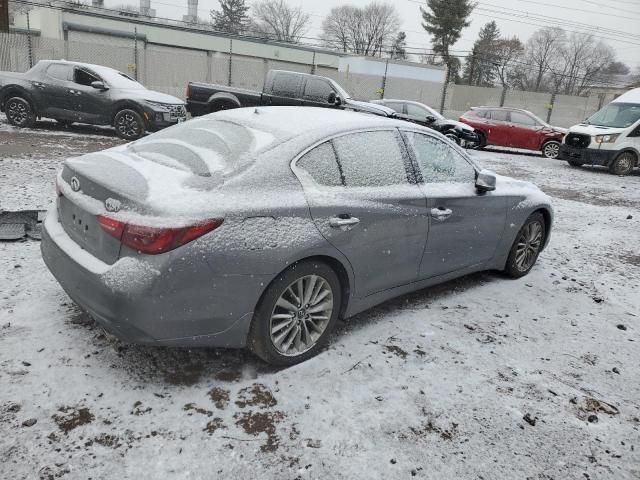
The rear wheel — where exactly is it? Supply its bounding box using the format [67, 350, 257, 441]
[470, 131, 486, 150]
[542, 141, 561, 159]
[5, 97, 36, 128]
[608, 151, 636, 176]
[248, 261, 342, 366]
[114, 109, 145, 140]
[504, 212, 546, 278]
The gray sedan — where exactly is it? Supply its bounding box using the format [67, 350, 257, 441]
[41, 107, 553, 365]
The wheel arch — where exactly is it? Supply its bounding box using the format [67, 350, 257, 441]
[532, 207, 553, 250]
[110, 101, 146, 125]
[0, 86, 36, 112]
[610, 148, 639, 166]
[208, 92, 241, 112]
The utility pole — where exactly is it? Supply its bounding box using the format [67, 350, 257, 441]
[0, 0, 9, 33]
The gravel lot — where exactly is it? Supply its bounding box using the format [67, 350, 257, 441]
[1, 119, 639, 479]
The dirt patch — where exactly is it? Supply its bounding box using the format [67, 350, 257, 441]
[574, 397, 620, 421]
[183, 403, 213, 417]
[163, 362, 206, 386]
[235, 384, 277, 409]
[410, 420, 459, 441]
[203, 417, 225, 434]
[234, 410, 285, 452]
[619, 254, 640, 267]
[131, 401, 152, 416]
[541, 185, 640, 208]
[384, 345, 408, 359]
[93, 434, 121, 449]
[52, 406, 94, 434]
[215, 370, 242, 382]
[208, 387, 230, 409]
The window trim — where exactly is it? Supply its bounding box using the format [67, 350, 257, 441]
[291, 127, 417, 188]
[399, 128, 480, 185]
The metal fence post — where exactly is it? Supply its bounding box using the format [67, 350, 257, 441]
[26, 12, 33, 68]
[228, 39, 233, 87]
[380, 58, 389, 99]
[311, 51, 316, 75]
[439, 65, 450, 114]
[206, 51, 212, 83]
[546, 91, 556, 124]
[499, 86, 507, 107]
[133, 27, 138, 81]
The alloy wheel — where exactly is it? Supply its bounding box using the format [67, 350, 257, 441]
[515, 220, 543, 272]
[269, 275, 333, 356]
[7, 99, 29, 126]
[116, 113, 140, 138]
[543, 142, 560, 159]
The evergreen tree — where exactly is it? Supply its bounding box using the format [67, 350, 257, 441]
[462, 21, 500, 86]
[420, 0, 475, 82]
[391, 31, 408, 60]
[211, 0, 250, 35]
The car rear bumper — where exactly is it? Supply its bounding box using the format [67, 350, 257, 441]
[559, 145, 616, 166]
[40, 208, 264, 348]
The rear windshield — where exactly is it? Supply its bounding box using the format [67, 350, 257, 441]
[586, 102, 640, 128]
[128, 117, 276, 177]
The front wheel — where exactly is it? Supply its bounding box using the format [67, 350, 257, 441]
[542, 141, 561, 159]
[114, 109, 145, 140]
[470, 132, 486, 150]
[248, 261, 342, 366]
[445, 132, 461, 145]
[608, 151, 636, 176]
[5, 97, 36, 128]
[504, 212, 546, 278]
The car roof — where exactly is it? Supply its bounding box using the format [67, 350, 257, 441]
[472, 106, 534, 115]
[38, 59, 120, 74]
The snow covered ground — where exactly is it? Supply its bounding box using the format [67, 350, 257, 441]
[1, 124, 639, 479]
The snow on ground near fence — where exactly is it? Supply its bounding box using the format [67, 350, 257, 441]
[0, 127, 639, 478]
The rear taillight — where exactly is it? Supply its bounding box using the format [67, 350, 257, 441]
[186, 84, 191, 99]
[97, 215, 222, 254]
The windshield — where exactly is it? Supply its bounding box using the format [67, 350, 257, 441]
[94, 67, 146, 90]
[328, 79, 351, 100]
[586, 102, 640, 128]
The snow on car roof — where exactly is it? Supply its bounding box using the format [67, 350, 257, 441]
[612, 88, 640, 104]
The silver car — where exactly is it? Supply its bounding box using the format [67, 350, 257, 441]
[41, 107, 553, 365]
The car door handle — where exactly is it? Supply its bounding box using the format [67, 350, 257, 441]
[68, 89, 80, 95]
[329, 216, 360, 228]
[430, 207, 453, 221]
[32, 82, 45, 89]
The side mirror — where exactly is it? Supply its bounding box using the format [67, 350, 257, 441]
[426, 115, 436, 123]
[476, 169, 496, 192]
[327, 92, 336, 104]
[335, 95, 342, 106]
[91, 81, 107, 90]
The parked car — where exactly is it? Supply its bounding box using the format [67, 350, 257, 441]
[0, 60, 186, 140]
[560, 88, 640, 175]
[41, 107, 553, 366]
[371, 99, 478, 147]
[186, 69, 396, 118]
[459, 107, 567, 158]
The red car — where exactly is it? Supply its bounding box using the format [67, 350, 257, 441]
[459, 107, 567, 159]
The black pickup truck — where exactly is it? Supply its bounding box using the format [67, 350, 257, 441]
[186, 69, 395, 117]
[0, 60, 186, 140]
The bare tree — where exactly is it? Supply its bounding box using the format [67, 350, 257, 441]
[560, 32, 614, 95]
[250, 0, 310, 43]
[322, 2, 400, 57]
[493, 36, 524, 89]
[522, 27, 566, 92]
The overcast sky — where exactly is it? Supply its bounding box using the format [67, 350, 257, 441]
[107, 0, 640, 70]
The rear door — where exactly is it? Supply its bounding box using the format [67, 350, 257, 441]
[508, 111, 540, 150]
[262, 72, 304, 106]
[295, 130, 430, 298]
[69, 67, 112, 124]
[401, 130, 506, 278]
[302, 77, 337, 108]
[486, 109, 510, 146]
[41, 63, 74, 120]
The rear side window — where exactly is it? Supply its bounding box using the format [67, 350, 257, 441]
[332, 131, 409, 187]
[297, 142, 342, 186]
[46, 64, 71, 81]
[271, 73, 302, 97]
[404, 131, 476, 184]
[490, 110, 508, 122]
[303, 78, 334, 103]
[473, 109, 487, 118]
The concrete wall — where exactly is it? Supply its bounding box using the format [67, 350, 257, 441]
[339, 56, 446, 83]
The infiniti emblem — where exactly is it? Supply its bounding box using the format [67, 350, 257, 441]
[70, 176, 81, 192]
[104, 198, 121, 213]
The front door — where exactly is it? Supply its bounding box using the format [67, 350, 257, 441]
[262, 71, 304, 107]
[295, 130, 429, 298]
[41, 63, 74, 120]
[69, 67, 111, 124]
[301, 77, 336, 109]
[401, 130, 506, 278]
[508, 111, 540, 150]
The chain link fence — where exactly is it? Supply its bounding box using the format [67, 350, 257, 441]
[0, 31, 619, 127]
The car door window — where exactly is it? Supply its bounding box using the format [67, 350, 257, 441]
[406, 104, 428, 120]
[404, 131, 476, 183]
[332, 131, 409, 187]
[384, 102, 405, 114]
[46, 64, 71, 81]
[303, 78, 334, 103]
[74, 68, 99, 86]
[271, 73, 301, 98]
[297, 142, 343, 186]
[490, 110, 508, 122]
[510, 111, 537, 126]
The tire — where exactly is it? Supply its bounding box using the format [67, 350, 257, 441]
[471, 131, 487, 150]
[542, 140, 561, 159]
[445, 132, 461, 145]
[4, 96, 36, 128]
[608, 151, 636, 176]
[504, 212, 546, 279]
[248, 260, 342, 366]
[114, 109, 145, 140]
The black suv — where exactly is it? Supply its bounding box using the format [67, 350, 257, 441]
[0, 60, 186, 140]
